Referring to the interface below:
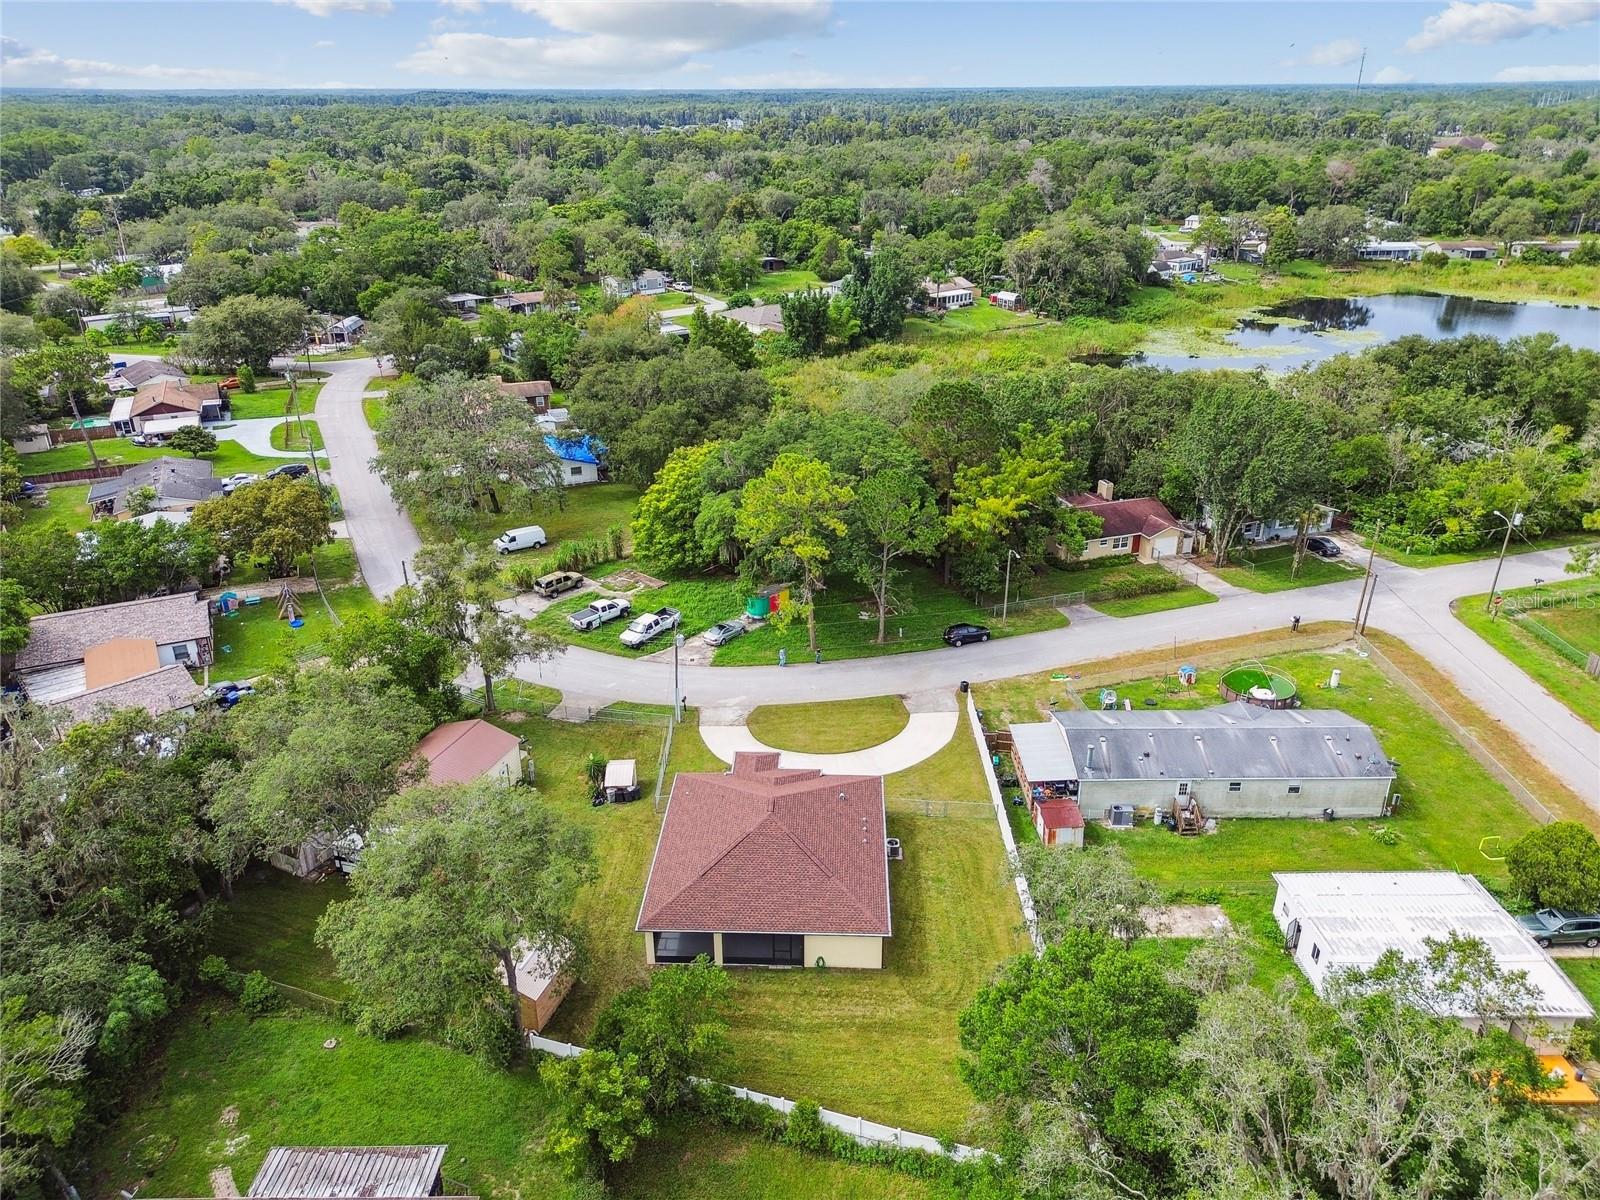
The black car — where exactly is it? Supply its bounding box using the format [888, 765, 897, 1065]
[1305, 535, 1340, 558]
[943, 623, 991, 647]
[267, 463, 311, 480]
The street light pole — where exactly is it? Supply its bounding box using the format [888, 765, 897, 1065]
[672, 633, 684, 722]
[1001, 549, 1020, 626]
[1485, 510, 1521, 618]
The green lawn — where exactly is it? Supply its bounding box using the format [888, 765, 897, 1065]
[1454, 579, 1600, 730]
[1354, 531, 1598, 569]
[206, 870, 350, 999]
[362, 394, 387, 430]
[1211, 544, 1363, 592]
[753, 267, 824, 296]
[1559, 959, 1600, 1009]
[902, 297, 1045, 339]
[226, 382, 322, 421]
[420, 482, 640, 562]
[1094, 587, 1219, 617]
[11, 483, 92, 533]
[210, 583, 376, 680]
[269, 419, 323, 452]
[747, 696, 910, 754]
[884, 701, 992, 810]
[19, 438, 320, 480]
[225, 539, 359, 589]
[1024, 556, 1218, 617]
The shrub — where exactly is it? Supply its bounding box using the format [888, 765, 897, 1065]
[1506, 822, 1600, 911]
[238, 970, 283, 1016]
[198, 954, 241, 996]
[606, 523, 626, 560]
[445, 1005, 519, 1067]
[238, 364, 257, 393]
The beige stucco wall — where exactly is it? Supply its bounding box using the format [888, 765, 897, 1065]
[1081, 537, 1135, 560]
[804, 934, 884, 970]
[1079, 775, 1392, 819]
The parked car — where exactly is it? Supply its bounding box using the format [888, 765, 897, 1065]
[219, 376, 241, 390]
[620, 607, 681, 648]
[494, 525, 547, 554]
[568, 596, 632, 631]
[266, 462, 310, 480]
[532, 571, 584, 599]
[1305, 536, 1341, 558]
[702, 619, 745, 647]
[943, 622, 991, 647]
[222, 473, 261, 495]
[209, 682, 256, 708]
[1517, 909, 1600, 948]
[130, 432, 168, 447]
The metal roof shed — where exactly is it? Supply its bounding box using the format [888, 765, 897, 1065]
[1009, 722, 1076, 783]
[247, 1146, 447, 1199]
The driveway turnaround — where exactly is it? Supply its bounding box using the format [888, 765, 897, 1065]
[699, 710, 961, 775]
[212, 417, 327, 459]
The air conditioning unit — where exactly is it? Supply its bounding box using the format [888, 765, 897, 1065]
[1107, 805, 1135, 829]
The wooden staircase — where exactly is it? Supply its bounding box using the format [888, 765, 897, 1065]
[1175, 795, 1204, 836]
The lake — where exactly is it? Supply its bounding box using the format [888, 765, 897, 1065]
[1133, 293, 1600, 373]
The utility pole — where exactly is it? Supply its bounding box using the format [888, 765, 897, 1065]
[1355, 47, 1366, 93]
[1001, 548, 1021, 626]
[1354, 522, 1380, 632]
[63, 383, 100, 468]
[672, 632, 684, 722]
[1486, 510, 1521, 618]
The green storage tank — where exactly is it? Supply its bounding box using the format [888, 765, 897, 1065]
[746, 594, 771, 619]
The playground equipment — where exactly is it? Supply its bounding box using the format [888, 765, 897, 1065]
[277, 584, 302, 621]
[1218, 660, 1299, 708]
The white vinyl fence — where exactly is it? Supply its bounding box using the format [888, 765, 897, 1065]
[967, 693, 1043, 955]
[527, 1034, 990, 1161]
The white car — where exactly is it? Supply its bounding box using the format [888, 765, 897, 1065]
[222, 473, 261, 495]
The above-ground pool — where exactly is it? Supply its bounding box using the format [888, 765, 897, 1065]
[1218, 664, 1299, 709]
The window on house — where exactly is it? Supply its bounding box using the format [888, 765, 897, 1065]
[1310, 944, 1321, 963]
[569, 466, 583, 477]
[1287, 785, 1302, 795]
[1228, 781, 1242, 792]
[1098, 538, 1109, 547]
[1112, 536, 1131, 550]
[653, 932, 714, 964]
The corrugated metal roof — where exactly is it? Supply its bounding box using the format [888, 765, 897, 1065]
[1051, 703, 1393, 783]
[247, 1146, 447, 1199]
[1273, 872, 1594, 1021]
[1009, 722, 1076, 782]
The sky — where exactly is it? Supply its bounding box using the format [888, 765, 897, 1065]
[1, 0, 1597, 91]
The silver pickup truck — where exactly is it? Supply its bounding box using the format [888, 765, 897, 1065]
[568, 596, 632, 631]
[619, 606, 682, 648]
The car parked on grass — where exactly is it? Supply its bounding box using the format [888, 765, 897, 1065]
[943, 622, 991, 647]
[620, 607, 681, 648]
[533, 571, 584, 599]
[1517, 909, 1600, 948]
[266, 463, 310, 480]
[702, 619, 745, 647]
[493, 525, 547, 554]
[1305, 536, 1341, 558]
[207, 681, 256, 708]
[568, 596, 631, 631]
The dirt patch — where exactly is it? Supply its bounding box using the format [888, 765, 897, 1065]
[607, 567, 667, 590]
[218, 1104, 239, 1127]
[1143, 904, 1232, 938]
[210, 1166, 241, 1197]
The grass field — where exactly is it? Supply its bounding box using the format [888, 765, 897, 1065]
[225, 539, 359, 590]
[1351, 531, 1596, 569]
[884, 703, 989, 809]
[362, 394, 387, 430]
[902, 297, 1047, 339]
[206, 870, 350, 999]
[420, 482, 640, 560]
[226, 382, 322, 421]
[1454, 578, 1600, 730]
[747, 696, 910, 753]
[753, 267, 825, 296]
[18, 437, 319, 480]
[1211, 544, 1363, 592]
[1025, 556, 1218, 617]
[269, 419, 323, 452]
[1560, 959, 1600, 1010]
[209, 582, 376, 680]
[12, 483, 92, 532]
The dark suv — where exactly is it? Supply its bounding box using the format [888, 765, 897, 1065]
[1517, 909, 1600, 948]
[1305, 536, 1340, 558]
[267, 463, 311, 480]
[943, 623, 991, 647]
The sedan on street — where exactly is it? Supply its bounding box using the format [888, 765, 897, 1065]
[943, 623, 991, 647]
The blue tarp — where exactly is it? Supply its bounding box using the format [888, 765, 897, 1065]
[544, 434, 603, 465]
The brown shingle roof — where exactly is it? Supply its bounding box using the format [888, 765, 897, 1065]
[637, 752, 890, 937]
[131, 378, 221, 418]
[413, 719, 520, 785]
[496, 380, 554, 401]
[116, 360, 188, 387]
[83, 637, 161, 689]
[55, 663, 204, 723]
[1063, 493, 1184, 540]
[16, 593, 212, 672]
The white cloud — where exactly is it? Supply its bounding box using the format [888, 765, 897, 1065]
[1372, 65, 1416, 83]
[1405, 1, 1599, 51]
[279, 0, 393, 16]
[1283, 37, 1365, 68]
[438, 0, 484, 11]
[0, 37, 260, 87]
[1495, 61, 1600, 78]
[398, 0, 832, 81]
[313, 39, 336, 48]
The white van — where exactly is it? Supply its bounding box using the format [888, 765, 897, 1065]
[494, 525, 547, 554]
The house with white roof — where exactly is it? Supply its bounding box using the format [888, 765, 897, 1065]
[1272, 871, 1594, 1041]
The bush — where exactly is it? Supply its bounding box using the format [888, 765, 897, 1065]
[444, 1005, 519, 1067]
[1506, 822, 1600, 912]
[238, 364, 257, 393]
[198, 954, 242, 996]
[606, 523, 626, 561]
[505, 561, 541, 591]
[238, 970, 283, 1016]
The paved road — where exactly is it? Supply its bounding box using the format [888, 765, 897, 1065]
[657, 291, 727, 320]
[304, 365, 1596, 806]
[213, 416, 328, 459]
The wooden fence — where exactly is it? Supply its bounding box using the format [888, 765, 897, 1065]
[48, 425, 118, 446]
[22, 464, 125, 484]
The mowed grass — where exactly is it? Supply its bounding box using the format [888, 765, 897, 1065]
[225, 539, 359, 590]
[1354, 531, 1597, 569]
[1025, 556, 1218, 617]
[753, 267, 825, 296]
[1210, 543, 1363, 592]
[226, 381, 322, 420]
[12, 483, 92, 532]
[1559, 959, 1600, 1009]
[421, 482, 640, 558]
[206, 870, 350, 999]
[209, 583, 377, 680]
[18, 437, 320, 479]
[1453, 579, 1600, 730]
[746, 696, 910, 753]
[269, 419, 323, 452]
[902, 297, 1046, 339]
[885, 700, 991, 809]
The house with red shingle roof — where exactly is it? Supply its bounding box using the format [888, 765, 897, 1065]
[637, 752, 891, 969]
[1062, 481, 1193, 564]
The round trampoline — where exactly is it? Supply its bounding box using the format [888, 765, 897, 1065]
[1218, 661, 1299, 709]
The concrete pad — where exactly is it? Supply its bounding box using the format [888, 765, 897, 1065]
[699, 710, 959, 775]
[1142, 904, 1233, 938]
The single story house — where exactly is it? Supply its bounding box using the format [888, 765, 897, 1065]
[246, 1145, 451, 1200]
[1510, 240, 1584, 259]
[1063, 482, 1192, 563]
[496, 937, 574, 1033]
[106, 359, 188, 392]
[1009, 702, 1396, 821]
[496, 378, 554, 414]
[109, 378, 224, 435]
[544, 434, 603, 485]
[83, 304, 193, 333]
[637, 752, 891, 970]
[602, 269, 670, 298]
[88, 456, 222, 517]
[920, 276, 975, 310]
[491, 290, 546, 315]
[719, 303, 785, 335]
[1421, 239, 1497, 260]
[1357, 240, 1424, 262]
[990, 290, 1022, 311]
[311, 314, 364, 347]
[1428, 135, 1499, 156]
[15, 593, 213, 715]
[443, 292, 486, 315]
[1201, 502, 1336, 547]
[760, 255, 788, 271]
[414, 718, 527, 786]
[1272, 872, 1594, 1042]
[1181, 213, 1202, 232]
[1237, 235, 1269, 264]
[1151, 248, 1206, 280]
[1008, 723, 1085, 848]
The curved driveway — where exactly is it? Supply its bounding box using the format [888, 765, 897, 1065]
[304, 357, 1597, 808]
